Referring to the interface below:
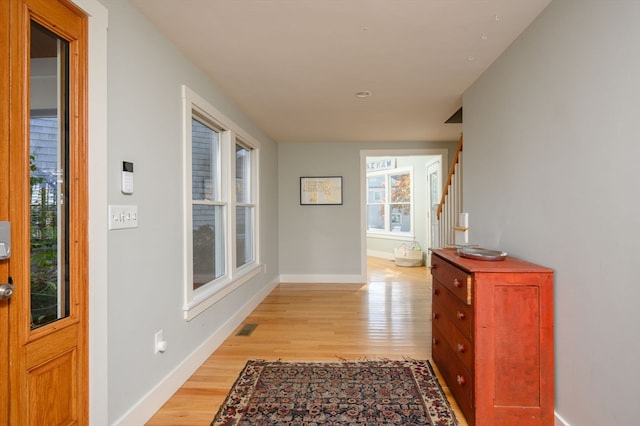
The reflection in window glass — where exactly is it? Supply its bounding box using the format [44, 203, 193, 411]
[192, 206, 225, 288]
[235, 144, 250, 203]
[236, 206, 253, 266]
[29, 22, 70, 329]
[390, 204, 411, 232]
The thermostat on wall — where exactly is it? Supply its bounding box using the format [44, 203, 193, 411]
[122, 161, 134, 194]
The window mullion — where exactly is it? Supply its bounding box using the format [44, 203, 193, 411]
[222, 130, 234, 275]
[226, 131, 238, 274]
[385, 175, 391, 232]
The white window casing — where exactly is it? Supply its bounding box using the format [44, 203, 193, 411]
[182, 85, 260, 320]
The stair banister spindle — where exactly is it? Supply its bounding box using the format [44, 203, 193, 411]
[436, 134, 463, 248]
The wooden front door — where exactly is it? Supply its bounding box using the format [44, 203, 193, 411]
[0, 0, 88, 424]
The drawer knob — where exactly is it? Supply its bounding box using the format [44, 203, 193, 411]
[433, 288, 440, 296]
[453, 278, 462, 288]
[432, 312, 439, 320]
[457, 343, 466, 353]
[456, 375, 466, 385]
[456, 311, 466, 320]
[433, 337, 439, 345]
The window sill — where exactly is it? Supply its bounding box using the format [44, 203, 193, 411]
[183, 264, 261, 321]
[366, 231, 415, 241]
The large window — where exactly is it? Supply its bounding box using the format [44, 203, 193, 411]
[367, 168, 413, 235]
[183, 86, 260, 320]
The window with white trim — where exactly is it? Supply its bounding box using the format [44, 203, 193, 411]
[191, 115, 225, 287]
[366, 168, 413, 235]
[182, 86, 260, 320]
[235, 141, 255, 268]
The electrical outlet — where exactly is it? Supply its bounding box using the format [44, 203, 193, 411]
[154, 329, 167, 354]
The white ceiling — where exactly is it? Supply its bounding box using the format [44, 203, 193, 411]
[130, 0, 551, 144]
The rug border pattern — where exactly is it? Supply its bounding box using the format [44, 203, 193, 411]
[211, 359, 458, 425]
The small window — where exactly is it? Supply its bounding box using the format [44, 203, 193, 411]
[182, 86, 261, 320]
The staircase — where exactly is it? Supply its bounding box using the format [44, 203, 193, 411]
[436, 134, 464, 247]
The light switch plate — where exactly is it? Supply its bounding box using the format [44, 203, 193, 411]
[108, 205, 138, 230]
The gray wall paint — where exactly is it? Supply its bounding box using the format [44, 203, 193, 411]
[101, 0, 278, 421]
[278, 142, 456, 276]
[463, 1, 640, 424]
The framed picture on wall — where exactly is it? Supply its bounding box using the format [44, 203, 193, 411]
[300, 176, 343, 205]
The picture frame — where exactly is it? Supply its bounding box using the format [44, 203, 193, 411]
[300, 176, 343, 205]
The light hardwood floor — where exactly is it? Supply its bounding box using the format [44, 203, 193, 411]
[146, 257, 467, 425]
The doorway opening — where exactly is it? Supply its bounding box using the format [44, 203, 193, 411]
[360, 149, 448, 275]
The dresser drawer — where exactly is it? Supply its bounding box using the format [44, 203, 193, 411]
[432, 281, 473, 341]
[432, 321, 473, 373]
[431, 253, 472, 305]
[432, 327, 474, 423]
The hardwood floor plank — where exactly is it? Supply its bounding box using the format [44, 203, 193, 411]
[146, 257, 468, 425]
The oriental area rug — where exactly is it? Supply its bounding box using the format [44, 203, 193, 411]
[211, 359, 459, 425]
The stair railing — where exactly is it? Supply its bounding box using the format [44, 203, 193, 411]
[436, 134, 463, 247]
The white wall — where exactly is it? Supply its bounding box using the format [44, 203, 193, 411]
[463, 1, 640, 424]
[99, 0, 279, 423]
[278, 141, 455, 282]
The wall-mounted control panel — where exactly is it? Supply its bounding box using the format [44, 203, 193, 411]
[108, 205, 138, 230]
[121, 161, 134, 194]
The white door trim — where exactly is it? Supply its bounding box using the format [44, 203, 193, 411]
[70, 0, 109, 423]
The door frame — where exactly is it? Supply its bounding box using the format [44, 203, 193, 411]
[66, 0, 109, 424]
[360, 148, 448, 276]
[425, 158, 442, 267]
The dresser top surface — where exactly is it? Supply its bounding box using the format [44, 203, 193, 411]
[431, 248, 553, 274]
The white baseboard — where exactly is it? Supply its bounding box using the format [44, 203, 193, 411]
[112, 276, 279, 426]
[555, 410, 570, 426]
[279, 273, 365, 284]
[366, 250, 394, 260]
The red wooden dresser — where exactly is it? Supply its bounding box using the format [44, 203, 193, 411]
[430, 248, 554, 426]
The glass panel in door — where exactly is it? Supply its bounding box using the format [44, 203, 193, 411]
[29, 22, 69, 329]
